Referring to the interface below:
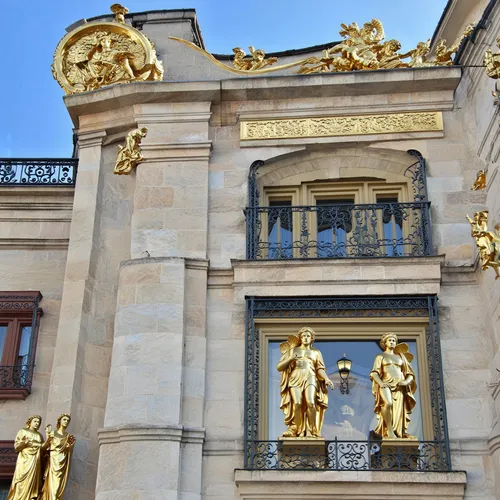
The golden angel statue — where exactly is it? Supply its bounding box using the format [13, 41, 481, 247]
[485, 37, 500, 102]
[40, 414, 76, 500]
[471, 170, 487, 191]
[277, 327, 334, 438]
[466, 211, 500, 279]
[114, 127, 148, 174]
[232, 46, 278, 71]
[433, 24, 475, 66]
[370, 333, 417, 440]
[8, 415, 50, 500]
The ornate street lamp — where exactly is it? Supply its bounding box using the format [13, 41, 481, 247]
[337, 354, 352, 395]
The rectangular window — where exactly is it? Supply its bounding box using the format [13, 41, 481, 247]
[268, 200, 293, 259]
[316, 198, 354, 258]
[0, 293, 42, 400]
[377, 195, 404, 256]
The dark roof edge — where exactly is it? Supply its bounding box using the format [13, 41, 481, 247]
[84, 8, 205, 50]
[455, 0, 498, 64]
[212, 40, 340, 61]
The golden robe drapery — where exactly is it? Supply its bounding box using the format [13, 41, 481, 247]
[40, 433, 74, 500]
[7, 429, 44, 500]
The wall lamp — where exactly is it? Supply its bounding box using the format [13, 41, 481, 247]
[337, 354, 352, 395]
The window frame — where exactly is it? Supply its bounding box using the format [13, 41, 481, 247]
[0, 292, 43, 400]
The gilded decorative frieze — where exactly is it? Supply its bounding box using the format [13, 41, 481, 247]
[240, 111, 443, 140]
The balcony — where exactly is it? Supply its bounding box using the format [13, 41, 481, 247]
[0, 158, 78, 186]
[246, 201, 432, 260]
[0, 364, 35, 399]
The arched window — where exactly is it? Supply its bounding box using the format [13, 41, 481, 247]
[246, 150, 432, 259]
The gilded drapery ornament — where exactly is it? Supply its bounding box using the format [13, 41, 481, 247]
[114, 127, 148, 175]
[232, 46, 278, 71]
[171, 19, 474, 75]
[485, 37, 500, 103]
[471, 170, 487, 190]
[52, 4, 163, 95]
[8, 415, 49, 500]
[276, 327, 334, 438]
[370, 333, 417, 440]
[466, 210, 500, 279]
[41, 414, 75, 500]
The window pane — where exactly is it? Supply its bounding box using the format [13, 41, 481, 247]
[268, 201, 293, 259]
[17, 326, 32, 366]
[316, 199, 353, 258]
[0, 480, 10, 500]
[269, 338, 423, 440]
[377, 196, 404, 256]
[0, 326, 7, 362]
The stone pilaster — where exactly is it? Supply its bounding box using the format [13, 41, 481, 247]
[45, 130, 107, 499]
[95, 102, 211, 499]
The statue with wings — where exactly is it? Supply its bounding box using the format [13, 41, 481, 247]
[277, 327, 334, 438]
[370, 333, 417, 439]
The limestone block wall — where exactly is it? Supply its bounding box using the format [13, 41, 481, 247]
[0, 186, 71, 439]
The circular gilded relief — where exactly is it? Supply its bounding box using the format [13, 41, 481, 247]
[52, 4, 164, 95]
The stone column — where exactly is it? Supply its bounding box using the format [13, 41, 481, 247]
[96, 103, 211, 500]
[45, 130, 107, 499]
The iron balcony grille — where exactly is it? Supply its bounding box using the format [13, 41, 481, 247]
[0, 158, 78, 186]
[0, 365, 35, 391]
[245, 201, 433, 260]
[247, 439, 450, 471]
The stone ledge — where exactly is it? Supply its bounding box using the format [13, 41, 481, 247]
[231, 256, 444, 296]
[98, 424, 205, 446]
[234, 469, 467, 499]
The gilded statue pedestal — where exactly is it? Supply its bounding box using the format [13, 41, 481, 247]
[278, 437, 327, 469]
[371, 438, 420, 470]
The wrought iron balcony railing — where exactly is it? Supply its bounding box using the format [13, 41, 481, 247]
[246, 201, 432, 260]
[0, 365, 35, 395]
[246, 439, 449, 471]
[0, 158, 78, 186]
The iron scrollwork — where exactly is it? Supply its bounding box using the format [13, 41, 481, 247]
[244, 296, 450, 471]
[246, 150, 432, 260]
[0, 159, 78, 186]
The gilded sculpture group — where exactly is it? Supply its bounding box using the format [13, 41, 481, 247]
[277, 328, 416, 440]
[7, 414, 75, 500]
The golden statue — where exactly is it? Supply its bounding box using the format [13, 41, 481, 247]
[471, 170, 487, 190]
[40, 414, 76, 500]
[466, 211, 500, 279]
[433, 24, 475, 66]
[114, 127, 148, 174]
[52, 4, 163, 94]
[485, 37, 500, 103]
[370, 333, 417, 440]
[171, 19, 475, 76]
[8, 415, 48, 500]
[232, 46, 278, 71]
[277, 327, 334, 438]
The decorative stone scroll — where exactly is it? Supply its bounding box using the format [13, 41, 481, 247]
[240, 111, 443, 140]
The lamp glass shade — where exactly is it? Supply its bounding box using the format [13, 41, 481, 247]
[337, 356, 352, 376]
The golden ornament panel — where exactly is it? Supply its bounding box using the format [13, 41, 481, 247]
[52, 4, 163, 95]
[240, 111, 443, 140]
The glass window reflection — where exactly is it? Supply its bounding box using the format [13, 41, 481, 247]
[268, 339, 422, 441]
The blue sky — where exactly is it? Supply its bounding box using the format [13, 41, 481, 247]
[1, 0, 448, 157]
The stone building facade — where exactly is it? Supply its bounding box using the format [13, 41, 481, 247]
[1, 0, 500, 498]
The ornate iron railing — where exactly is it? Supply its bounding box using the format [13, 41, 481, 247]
[0, 158, 78, 186]
[248, 440, 450, 471]
[0, 365, 35, 391]
[244, 296, 450, 471]
[246, 201, 432, 259]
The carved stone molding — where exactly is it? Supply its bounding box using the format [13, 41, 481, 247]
[240, 111, 443, 140]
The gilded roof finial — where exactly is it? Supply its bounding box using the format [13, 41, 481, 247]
[110, 3, 129, 23]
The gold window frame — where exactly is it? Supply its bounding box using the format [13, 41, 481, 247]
[256, 317, 433, 441]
